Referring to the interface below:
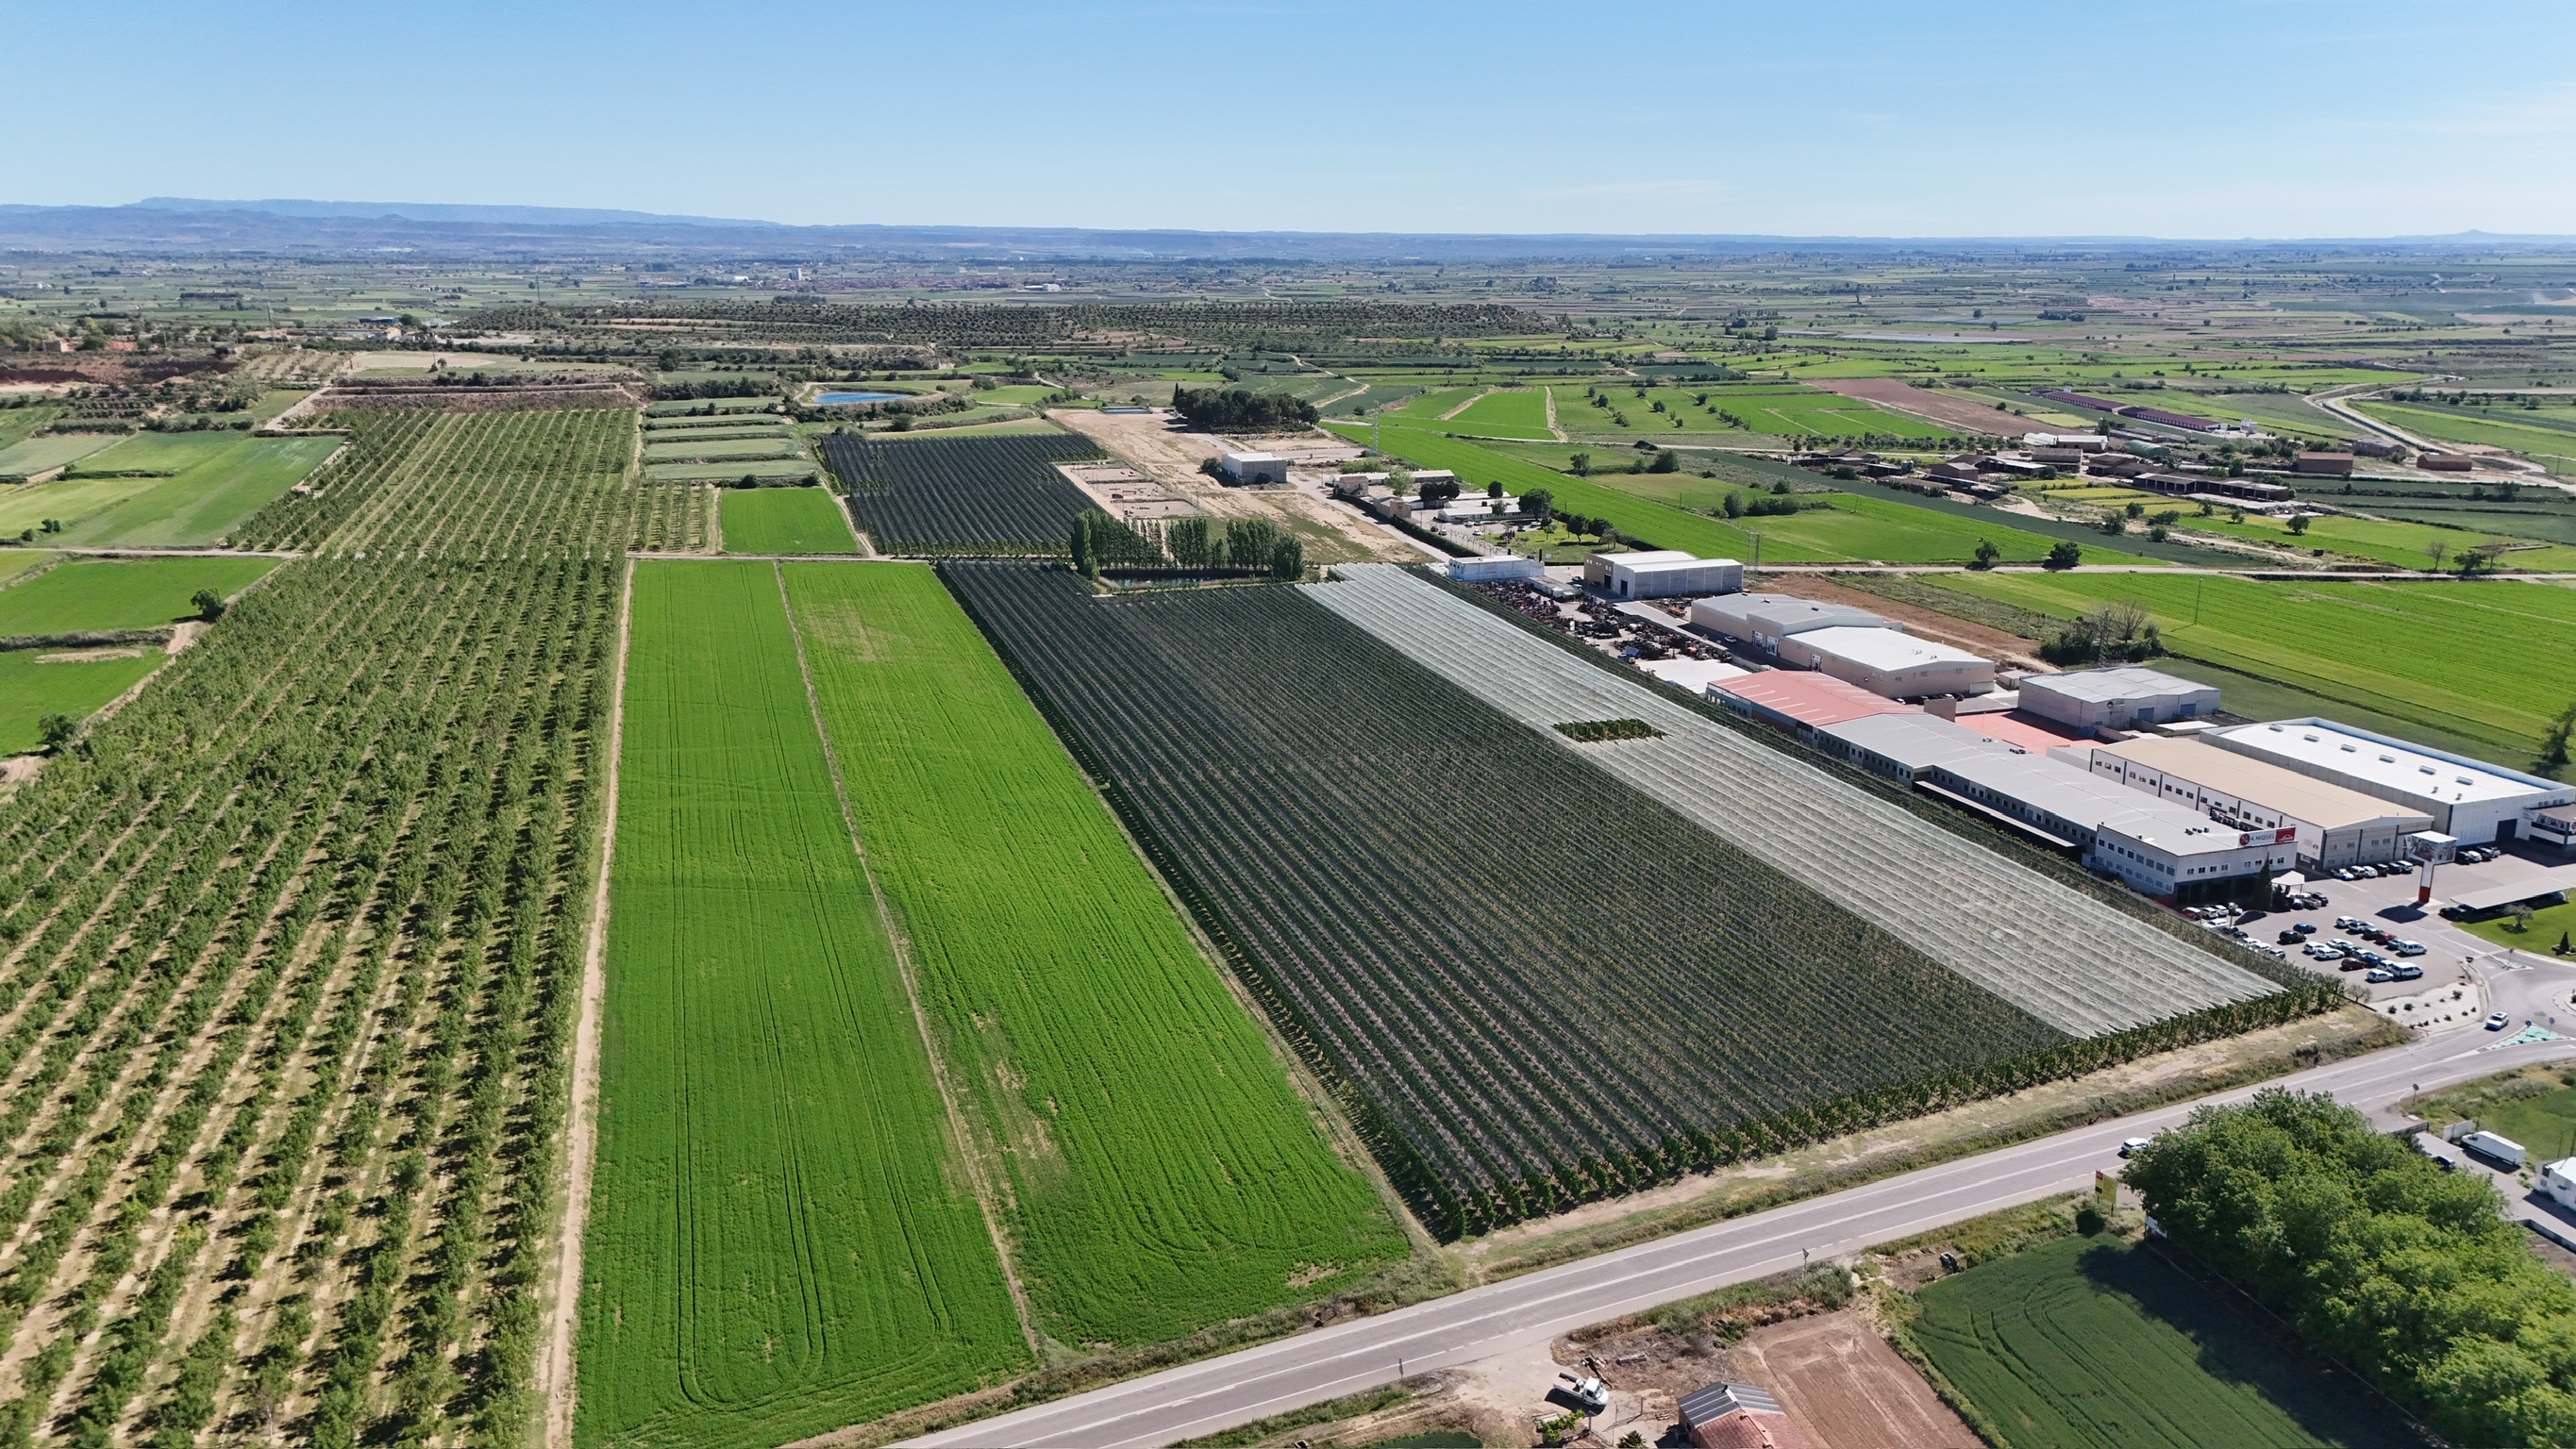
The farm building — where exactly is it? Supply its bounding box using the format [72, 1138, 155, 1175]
[2022, 431, 2109, 451]
[2118, 404, 2229, 433]
[1777, 625, 1996, 699]
[1690, 592, 1886, 652]
[2293, 452, 2356, 475]
[2421, 454, 2479, 472]
[1706, 670, 1913, 738]
[2034, 387, 2126, 414]
[2207, 720, 2575, 843]
[2349, 437, 2401, 458]
[1582, 550, 1743, 599]
[1216, 451, 1289, 485]
[1447, 555, 1542, 582]
[2065, 734, 2434, 871]
[1637, 655, 1749, 692]
[1677, 1381, 1813, 1449]
[2130, 472, 2294, 503]
[2019, 666, 2219, 730]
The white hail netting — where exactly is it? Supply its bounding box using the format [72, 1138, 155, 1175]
[1305, 566, 2274, 1037]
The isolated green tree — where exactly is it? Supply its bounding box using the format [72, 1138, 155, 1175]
[191, 588, 225, 622]
[1520, 487, 1553, 522]
[37, 714, 77, 753]
[2286, 512, 2310, 536]
[2539, 701, 2576, 773]
[1971, 539, 2000, 571]
[1567, 452, 1591, 476]
[2043, 539, 2084, 570]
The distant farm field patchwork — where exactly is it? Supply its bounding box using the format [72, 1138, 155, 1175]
[579, 559, 1028, 1449]
[718, 487, 857, 554]
[0, 431, 120, 480]
[0, 555, 278, 635]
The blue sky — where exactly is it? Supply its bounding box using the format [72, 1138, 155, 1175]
[17, 1, 2575, 238]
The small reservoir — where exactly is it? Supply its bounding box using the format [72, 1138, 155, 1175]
[815, 391, 907, 405]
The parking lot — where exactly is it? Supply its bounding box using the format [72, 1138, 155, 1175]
[2196, 845, 2576, 1032]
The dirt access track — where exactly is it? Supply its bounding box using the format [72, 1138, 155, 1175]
[1811, 376, 2046, 438]
[1054, 408, 1416, 564]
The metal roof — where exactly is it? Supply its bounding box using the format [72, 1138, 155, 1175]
[1820, 711, 2018, 771]
[1795, 625, 1989, 674]
[2022, 666, 2215, 706]
[2215, 720, 2572, 809]
[2452, 863, 2576, 913]
[1693, 591, 1886, 637]
[2089, 735, 2436, 832]
[1679, 1381, 1782, 1425]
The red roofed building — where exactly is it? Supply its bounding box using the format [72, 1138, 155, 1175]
[1706, 670, 1915, 738]
[1678, 1381, 1814, 1449]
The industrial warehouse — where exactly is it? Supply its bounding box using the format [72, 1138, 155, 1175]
[1451, 551, 2571, 910]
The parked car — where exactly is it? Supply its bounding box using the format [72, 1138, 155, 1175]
[2279, 928, 2305, 944]
[2294, 922, 2318, 935]
[2335, 916, 2365, 931]
[2387, 859, 2416, 874]
[2367, 967, 2394, 983]
[2395, 940, 2426, 957]
[2392, 964, 2424, 981]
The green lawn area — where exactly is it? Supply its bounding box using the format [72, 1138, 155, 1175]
[0, 551, 54, 587]
[1389, 385, 1481, 421]
[970, 383, 1055, 406]
[0, 556, 279, 635]
[1447, 387, 1552, 440]
[718, 487, 857, 554]
[53, 435, 341, 547]
[0, 648, 163, 754]
[1910, 1234, 2412, 1449]
[0, 432, 122, 480]
[2467, 899, 2576, 959]
[1934, 572, 2576, 759]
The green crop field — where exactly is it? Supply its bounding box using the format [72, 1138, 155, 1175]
[1338, 424, 2141, 564]
[1933, 572, 2576, 757]
[0, 404, 59, 449]
[2168, 507, 2576, 571]
[643, 458, 819, 483]
[717, 486, 857, 554]
[783, 561, 1404, 1343]
[68, 430, 249, 475]
[0, 431, 121, 480]
[2356, 402, 2576, 473]
[0, 647, 163, 754]
[580, 559, 1029, 1449]
[1558, 383, 1955, 441]
[53, 435, 341, 547]
[0, 550, 52, 586]
[1390, 385, 1480, 421]
[641, 437, 805, 463]
[1447, 388, 1552, 439]
[1909, 1235, 2409, 1449]
[0, 555, 278, 635]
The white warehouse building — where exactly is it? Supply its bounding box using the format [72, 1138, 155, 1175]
[2020, 666, 2221, 731]
[2062, 734, 2434, 872]
[1689, 592, 1886, 652]
[1780, 625, 1996, 699]
[1216, 450, 1289, 485]
[2207, 719, 2576, 844]
[1581, 550, 1743, 599]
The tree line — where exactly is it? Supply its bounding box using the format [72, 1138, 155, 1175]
[1069, 508, 1303, 581]
[1172, 387, 1319, 431]
[2126, 1089, 2576, 1446]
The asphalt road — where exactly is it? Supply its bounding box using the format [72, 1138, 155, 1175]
[911, 1023, 2576, 1449]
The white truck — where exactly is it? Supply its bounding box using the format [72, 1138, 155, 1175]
[2461, 1130, 2527, 1169]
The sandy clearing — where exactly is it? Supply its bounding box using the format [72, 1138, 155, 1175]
[1734, 1310, 1979, 1449]
[1056, 409, 1413, 563]
[1809, 376, 2044, 438]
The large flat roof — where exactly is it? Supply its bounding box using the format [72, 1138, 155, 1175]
[1798, 625, 1989, 672]
[2092, 735, 2435, 831]
[2215, 719, 2570, 808]
[1614, 554, 1742, 575]
[2022, 665, 2216, 705]
[1820, 711, 2018, 771]
[1709, 670, 1915, 728]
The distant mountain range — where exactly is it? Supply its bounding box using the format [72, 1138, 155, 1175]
[0, 198, 2569, 261]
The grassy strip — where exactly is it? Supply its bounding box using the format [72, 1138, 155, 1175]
[1169, 1383, 1417, 1448]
